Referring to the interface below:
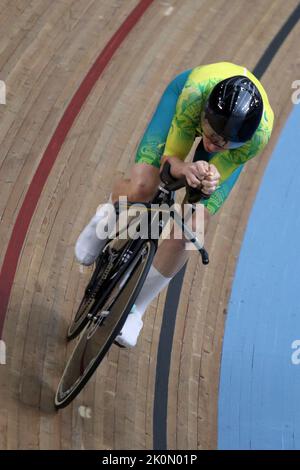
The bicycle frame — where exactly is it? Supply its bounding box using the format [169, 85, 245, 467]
[113, 180, 209, 264]
[83, 165, 209, 322]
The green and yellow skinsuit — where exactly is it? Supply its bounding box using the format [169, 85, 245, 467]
[135, 62, 274, 214]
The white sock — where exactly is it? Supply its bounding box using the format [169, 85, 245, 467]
[75, 194, 116, 265]
[116, 265, 172, 347]
[135, 265, 172, 319]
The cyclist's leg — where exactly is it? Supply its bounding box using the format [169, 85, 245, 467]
[112, 163, 160, 203]
[115, 264, 172, 347]
[115, 202, 210, 347]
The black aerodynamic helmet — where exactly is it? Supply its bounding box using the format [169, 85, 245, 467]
[204, 75, 263, 144]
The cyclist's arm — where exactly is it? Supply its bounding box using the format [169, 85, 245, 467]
[163, 83, 203, 161]
[161, 154, 210, 189]
[160, 93, 204, 180]
[161, 155, 186, 178]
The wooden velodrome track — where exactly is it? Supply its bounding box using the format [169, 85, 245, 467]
[0, 0, 299, 450]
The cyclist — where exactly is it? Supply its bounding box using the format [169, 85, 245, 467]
[75, 62, 274, 348]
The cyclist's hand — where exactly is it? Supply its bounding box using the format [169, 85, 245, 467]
[183, 161, 210, 188]
[200, 164, 220, 195]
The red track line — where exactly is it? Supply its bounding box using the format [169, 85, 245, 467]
[0, 0, 154, 337]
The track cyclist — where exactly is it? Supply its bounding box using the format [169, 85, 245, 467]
[75, 62, 274, 348]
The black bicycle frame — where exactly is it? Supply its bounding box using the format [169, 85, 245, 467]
[85, 164, 209, 319]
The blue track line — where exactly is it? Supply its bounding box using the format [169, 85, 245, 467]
[218, 103, 300, 450]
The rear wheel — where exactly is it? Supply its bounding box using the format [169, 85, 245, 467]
[55, 240, 156, 409]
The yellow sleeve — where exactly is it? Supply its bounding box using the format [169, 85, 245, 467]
[164, 84, 203, 160]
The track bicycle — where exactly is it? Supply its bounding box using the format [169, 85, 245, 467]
[55, 161, 209, 409]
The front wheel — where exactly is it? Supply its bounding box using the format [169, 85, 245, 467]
[55, 240, 156, 409]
